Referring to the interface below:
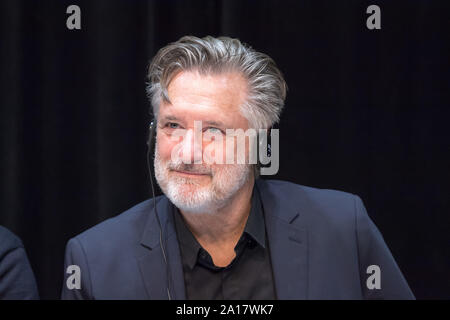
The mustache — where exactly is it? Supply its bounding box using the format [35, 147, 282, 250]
[167, 162, 213, 175]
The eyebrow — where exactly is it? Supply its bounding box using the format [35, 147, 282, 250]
[203, 120, 226, 127]
[160, 115, 179, 122]
[160, 116, 226, 128]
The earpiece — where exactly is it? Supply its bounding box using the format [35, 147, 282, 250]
[147, 120, 156, 147]
[146, 118, 173, 300]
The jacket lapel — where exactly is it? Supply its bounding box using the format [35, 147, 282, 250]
[137, 196, 186, 300]
[256, 179, 309, 299]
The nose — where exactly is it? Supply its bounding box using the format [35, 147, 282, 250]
[180, 126, 203, 164]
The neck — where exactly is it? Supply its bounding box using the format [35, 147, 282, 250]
[179, 175, 255, 246]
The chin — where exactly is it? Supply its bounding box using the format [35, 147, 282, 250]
[167, 183, 218, 214]
[177, 183, 205, 197]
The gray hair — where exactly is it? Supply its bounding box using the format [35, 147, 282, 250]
[146, 35, 287, 130]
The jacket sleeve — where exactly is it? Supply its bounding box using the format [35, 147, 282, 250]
[61, 237, 93, 300]
[354, 195, 415, 299]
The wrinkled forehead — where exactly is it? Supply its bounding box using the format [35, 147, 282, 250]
[158, 70, 249, 128]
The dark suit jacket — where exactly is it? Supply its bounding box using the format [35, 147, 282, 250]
[0, 226, 39, 300]
[61, 179, 414, 299]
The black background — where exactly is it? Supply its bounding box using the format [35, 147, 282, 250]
[1, 0, 449, 299]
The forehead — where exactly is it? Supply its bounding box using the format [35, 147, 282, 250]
[159, 70, 249, 126]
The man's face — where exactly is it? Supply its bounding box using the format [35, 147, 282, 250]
[154, 70, 254, 213]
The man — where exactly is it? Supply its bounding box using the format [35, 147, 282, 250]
[0, 226, 39, 299]
[62, 36, 414, 299]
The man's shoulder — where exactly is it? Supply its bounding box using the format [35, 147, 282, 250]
[0, 226, 23, 258]
[260, 179, 355, 198]
[258, 179, 357, 206]
[257, 179, 360, 224]
[70, 196, 164, 251]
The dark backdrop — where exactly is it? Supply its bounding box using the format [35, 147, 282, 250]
[1, 0, 449, 299]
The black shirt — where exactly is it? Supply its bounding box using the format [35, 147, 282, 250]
[172, 184, 277, 300]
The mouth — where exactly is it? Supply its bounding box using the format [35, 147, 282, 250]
[171, 170, 210, 177]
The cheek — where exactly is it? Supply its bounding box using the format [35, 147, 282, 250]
[156, 135, 178, 160]
[225, 135, 253, 163]
[203, 135, 252, 166]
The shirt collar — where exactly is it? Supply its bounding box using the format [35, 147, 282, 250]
[172, 182, 267, 270]
[173, 206, 202, 270]
[243, 183, 266, 249]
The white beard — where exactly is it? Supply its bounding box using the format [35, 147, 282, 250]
[154, 143, 251, 214]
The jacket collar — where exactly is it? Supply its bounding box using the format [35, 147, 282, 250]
[137, 196, 186, 299]
[255, 179, 308, 299]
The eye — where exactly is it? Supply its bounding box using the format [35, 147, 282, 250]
[165, 122, 180, 129]
[205, 127, 223, 134]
